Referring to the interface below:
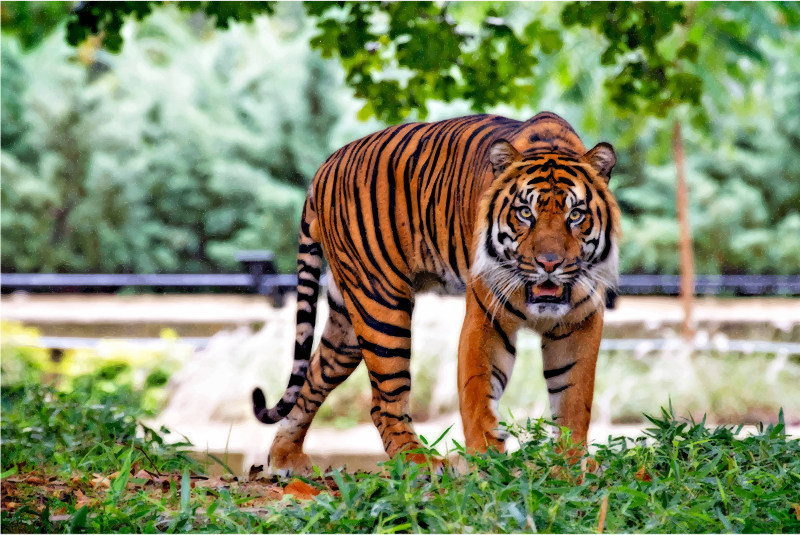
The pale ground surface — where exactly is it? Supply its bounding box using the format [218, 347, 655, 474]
[4, 292, 800, 326]
[3, 292, 799, 474]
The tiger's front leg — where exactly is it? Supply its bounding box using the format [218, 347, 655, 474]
[541, 311, 603, 451]
[458, 288, 520, 454]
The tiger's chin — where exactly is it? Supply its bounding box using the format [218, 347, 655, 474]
[525, 281, 572, 318]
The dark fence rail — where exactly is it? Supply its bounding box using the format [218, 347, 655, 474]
[0, 273, 254, 287]
[2, 250, 799, 308]
[618, 275, 800, 296]
[2, 273, 799, 295]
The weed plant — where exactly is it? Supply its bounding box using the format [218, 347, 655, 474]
[2, 375, 195, 477]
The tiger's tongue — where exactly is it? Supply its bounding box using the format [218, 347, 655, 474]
[531, 282, 563, 297]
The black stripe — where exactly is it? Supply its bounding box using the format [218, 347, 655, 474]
[296, 308, 316, 325]
[298, 266, 322, 282]
[345, 288, 412, 338]
[287, 373, 305, 388]
[357, 336, 411, 359]
[370, 370, 412, 382]
[543, 362, 576, 379]
[337, 358, 361, 368]
[384, 124, 426, 273]
[319, 355, 352, 386]
[470, 288, 516, 355]
[327, 294, 350, 317]
[298, 243, 322, 256]
[377, 384, 412, 399]
[491, 367, 508, 391]
[542, 331, 575, 340]
[320, 338, 361, 358]
[548, 383, 573, 394]
[379, 411, 412, 423]
[574, 284, 596, 307]
[487, 285, 527, 321]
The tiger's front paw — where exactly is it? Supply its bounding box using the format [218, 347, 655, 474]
[268, 448, 314, 478]
[465, 416, 508, 455]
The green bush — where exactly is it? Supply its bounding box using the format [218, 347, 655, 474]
[2, 4, 800, 275]
[1, 5, 348, 275]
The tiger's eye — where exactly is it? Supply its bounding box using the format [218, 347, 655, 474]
[519, 207, 532, 219]
[569, 209, 583, 222]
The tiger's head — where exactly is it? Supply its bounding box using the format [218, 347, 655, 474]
[473, 139, 620, 320]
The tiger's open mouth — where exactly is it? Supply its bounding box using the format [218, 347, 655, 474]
[526, 281, 570, 305]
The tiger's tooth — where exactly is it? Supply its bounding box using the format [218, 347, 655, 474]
[555, 286, 563, 297]
[532, 285, 541, 297]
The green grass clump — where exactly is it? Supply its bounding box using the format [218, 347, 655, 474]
[263, 410, 800, 533]
[2, 374, 799, 533]
[1, 376, 194, 476]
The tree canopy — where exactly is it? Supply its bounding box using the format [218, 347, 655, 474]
[4, 2, 799, 122]
[2, 1, 800, 276]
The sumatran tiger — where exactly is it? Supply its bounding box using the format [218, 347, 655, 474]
[252, 111, 620, 474]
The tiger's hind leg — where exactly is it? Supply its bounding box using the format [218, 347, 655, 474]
[268, 290, 362, 476]
[340, 285, 443, 470]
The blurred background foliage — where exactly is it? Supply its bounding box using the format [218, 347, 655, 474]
[2, 1, 800, 275]
[0, 320, 186, 414]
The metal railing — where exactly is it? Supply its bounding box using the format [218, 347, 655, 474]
[2, 251, 799, 306]
[0, 273, 254, 287]
[617, 275, 800, 296]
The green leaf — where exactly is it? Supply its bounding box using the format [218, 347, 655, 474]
[180, 468, 191, 512]
[110, 449, 133, 503]
[70, 506, 89, 531]
[331, 469, 350, 506]
[1, 466, 19, 479]
[676, 42, 699, 62]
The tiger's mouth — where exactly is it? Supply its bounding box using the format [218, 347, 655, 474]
[526, 281, 570, 305]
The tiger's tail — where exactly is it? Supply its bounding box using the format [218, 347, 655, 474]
[253, 198, 322, 424]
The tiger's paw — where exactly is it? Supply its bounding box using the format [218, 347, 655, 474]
[268, 450, 314, 478]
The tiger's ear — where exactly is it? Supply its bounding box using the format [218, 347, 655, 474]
[488, 139, 522, 176]
[581, 142, 616, 183]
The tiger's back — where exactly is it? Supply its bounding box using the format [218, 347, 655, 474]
[312, 113, 587, 295]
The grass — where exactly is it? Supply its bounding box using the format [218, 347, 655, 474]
[2, 377, 799, 533]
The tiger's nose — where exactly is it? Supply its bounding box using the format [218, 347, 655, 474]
[535, 254, 563, 273]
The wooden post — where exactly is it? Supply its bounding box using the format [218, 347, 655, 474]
[672, 120, 695, 340]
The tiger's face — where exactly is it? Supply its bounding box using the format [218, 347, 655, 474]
[473, 139, 620, 320]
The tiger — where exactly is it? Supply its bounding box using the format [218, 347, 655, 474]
[252, 111, 620, 474]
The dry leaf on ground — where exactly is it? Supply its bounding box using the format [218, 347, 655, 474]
[69, 472, 84, 487]
[195, 476, 235, 490]
[90, 473, 111, 489]
[74, 489, 94, 509]
[284, 480, 320, 500]
[634, 466, 652, 482]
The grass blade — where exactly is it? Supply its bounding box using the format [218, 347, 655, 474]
[181, 468, 191, 512]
